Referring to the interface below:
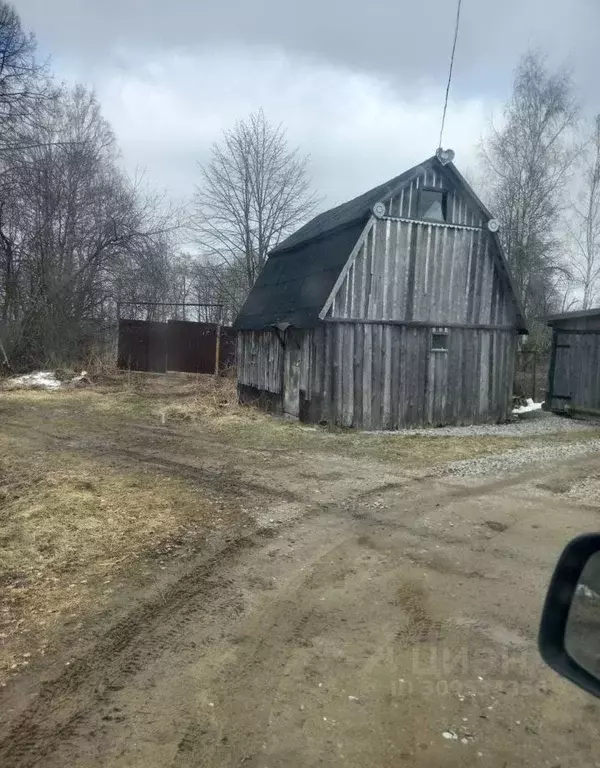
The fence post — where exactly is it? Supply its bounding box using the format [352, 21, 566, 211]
[531, 351, 537, 401]
[214, 305, 222, 377]
[546, 329, 558, 409]
[116, 299, 121, 366]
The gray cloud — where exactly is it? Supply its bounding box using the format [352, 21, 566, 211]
[93, 48, 491, 203]
[18, 0, 600, 97]
[14, 0, 599, 227]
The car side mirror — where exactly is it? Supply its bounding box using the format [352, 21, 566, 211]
[539, 534, 600, 698]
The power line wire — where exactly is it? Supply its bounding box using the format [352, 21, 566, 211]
[438, 0, 463, 149]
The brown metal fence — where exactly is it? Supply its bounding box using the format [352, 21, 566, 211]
[117, 320, 168, 373]
[117, 319, 236, 374]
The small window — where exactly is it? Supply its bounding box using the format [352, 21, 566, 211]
[418, 188, 447, 222]
[431, 332, 448, 352]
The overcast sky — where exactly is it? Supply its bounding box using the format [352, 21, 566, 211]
[16, 0, 600, 212]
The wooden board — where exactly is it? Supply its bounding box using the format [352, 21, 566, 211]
[283, 339, 301, 417]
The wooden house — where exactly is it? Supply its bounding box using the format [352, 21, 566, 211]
[234, 153, 527, 429]
[546, 308, 600, 417]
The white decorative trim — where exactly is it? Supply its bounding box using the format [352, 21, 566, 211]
[318, 218, 375, 320]
[382, 215, 483, 232]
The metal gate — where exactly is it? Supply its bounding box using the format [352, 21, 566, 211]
[118, 319, 236, 374]
[117, 320, 167, 373]
[167, 321, 220, 373]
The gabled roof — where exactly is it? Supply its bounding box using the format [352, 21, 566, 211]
[234, 155, 527, 332]
[272, 159, 429, 254]
[547, 308, 600, 324]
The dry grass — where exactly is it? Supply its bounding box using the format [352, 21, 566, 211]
[210, 418, 600, 469]
[155, 374, 265, 425]
[5, 372, 599, 467]
[2, 372, 600, 685]
[0, 429, 249, 685]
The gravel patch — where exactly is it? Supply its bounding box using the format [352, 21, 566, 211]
[565, 478, 600, 507]
[371, 411, 600, 438]
[442, 439, 600, 478]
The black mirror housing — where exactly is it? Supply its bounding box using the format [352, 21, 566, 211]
[539, 533, 600, 699]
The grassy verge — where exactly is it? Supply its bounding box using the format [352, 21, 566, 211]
[0, 428, 250, 685]
[3, 372, 600, 469]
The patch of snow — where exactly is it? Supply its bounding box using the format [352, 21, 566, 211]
[8, 371, 62, 390]
[576, 583, 600, 601]
[577, 584, 595, 599]
[5, 370, 92, 391]
[512, 398, 544, 415]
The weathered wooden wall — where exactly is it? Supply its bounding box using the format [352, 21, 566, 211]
[237, 328, 312, 417]
[237, 331, 284, 394]
[547, 316, 600, 413]
[324, 219, 515, 327]
[238, 324, 516, 429]
[302, 323, 516, 429]
[383, 166, 484, 227]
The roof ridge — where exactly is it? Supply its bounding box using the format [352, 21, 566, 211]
[272, 156, 437, 254]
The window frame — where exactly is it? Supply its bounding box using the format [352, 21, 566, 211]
[417, 186, 448, 223]
[431, 330, 449, 353]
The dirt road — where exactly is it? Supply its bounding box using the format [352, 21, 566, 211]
[2, 385, 600, 766]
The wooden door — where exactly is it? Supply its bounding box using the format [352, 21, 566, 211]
[551, 334, 571, 411]
[283, 342, 301, 417]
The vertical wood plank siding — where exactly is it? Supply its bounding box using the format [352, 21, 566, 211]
[300, 325, 515, 428]
[237, 331, 282, 393]
[327, 219, 513, 327]
[234, 325, 516, 428]
[548, 316, 600, 413]
[385, 170, 484, 227]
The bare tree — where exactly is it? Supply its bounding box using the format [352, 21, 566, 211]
[0, 3, 185, 369]
[0, 82, 180, 366]
[193, 109, 318, 312]
[481, 51, 579, 325]
[166, 256, 244, 325]
[0, 2, 43, 128]
[566, 115, 600, 309]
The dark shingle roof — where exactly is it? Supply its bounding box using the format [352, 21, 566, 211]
[233, 221, 366, 330]
[272, 159, 429, 254]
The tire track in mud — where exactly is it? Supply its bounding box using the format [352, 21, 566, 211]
[165, 468, 562, 767]
[4, 416, 597, 766]
[2, 420, 300, 504]
[0, 534, 256, 768]
[168, 530, 360, 768]
[109, 447, 300, 503]
[0, 443, 571, 747]
[0, 468, 511, 768]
